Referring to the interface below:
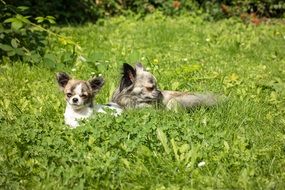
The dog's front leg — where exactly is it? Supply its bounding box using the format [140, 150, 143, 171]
[64, 116, 79, 128]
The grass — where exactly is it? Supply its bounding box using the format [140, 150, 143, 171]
[1, 13, 285, 189]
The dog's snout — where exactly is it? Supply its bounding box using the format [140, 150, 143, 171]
[72, 97, 78, 103]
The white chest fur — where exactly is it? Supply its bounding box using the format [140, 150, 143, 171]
[63, 103, 123, 128]
[64, 104, 93, 128]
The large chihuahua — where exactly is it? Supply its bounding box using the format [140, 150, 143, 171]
[56, 72, 122, 128]
[111, 63, 220, 110]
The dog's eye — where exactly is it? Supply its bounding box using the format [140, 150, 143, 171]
[146, 87, 154, 91]
[80, 94, 87, 98]
[66, 93, 72, 97]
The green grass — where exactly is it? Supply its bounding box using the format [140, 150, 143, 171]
[1, 14, 285, 189]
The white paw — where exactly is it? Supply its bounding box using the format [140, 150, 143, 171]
[65, 119, 79, 128]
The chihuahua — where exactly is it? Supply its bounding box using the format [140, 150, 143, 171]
[111, 63, 220, 110]
[56, 72, 122, 128]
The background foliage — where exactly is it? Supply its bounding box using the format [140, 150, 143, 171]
[5, 0, 285, 24]
[0, 2, 52, 63]
[0, 1, 81, 67]
[1, 0, 284, 65]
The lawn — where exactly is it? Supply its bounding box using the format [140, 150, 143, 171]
[1, 14, 285, 189]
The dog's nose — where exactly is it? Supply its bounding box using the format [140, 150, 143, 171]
[72, 98, 78, 103]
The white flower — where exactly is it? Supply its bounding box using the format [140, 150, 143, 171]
[198, 161, 206, 167]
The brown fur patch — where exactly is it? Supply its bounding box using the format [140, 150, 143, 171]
[64, 80, 92, 95]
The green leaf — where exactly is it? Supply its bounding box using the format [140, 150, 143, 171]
[11, 39, 19, 48]
[24, 53, 41, 63]
[35, 17, 45, 23]
[224, 141, 230, 151]
[157, 128, 170, 154]
[7, 50, 16, 56]
[44, 53, 57, 68]
[15, 14, 31, 24]
[171, 139, 179, 161]
[4, 18, 17, 23]
[171, 81, 179, 90]
[46, 16, 56, 24]
[48, 19, 56, 24]
[137, 145, 152, 158]
[11, 20, 23, 30]
[15, 48, 25, 56]
[179, 144, 190, 153]
[0, 43, 14, 51]
[46, 16, 55, 20]
[121, 158, 130, 169]
[17, 6, 29, 11]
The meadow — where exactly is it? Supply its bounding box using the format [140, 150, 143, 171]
[1, 14, 285, 189]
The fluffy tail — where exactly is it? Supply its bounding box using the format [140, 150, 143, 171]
[161, 91, 224, 110]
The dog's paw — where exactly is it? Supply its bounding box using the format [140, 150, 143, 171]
[65, 119, 79, 128]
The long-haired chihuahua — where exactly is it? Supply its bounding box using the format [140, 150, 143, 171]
[56, 72, 122, 128]
[111, 63, 221, 110]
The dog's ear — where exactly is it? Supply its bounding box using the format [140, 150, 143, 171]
[119, 63, 136, 91]
[135, 63, 145, 73]
[56, 72, 70, 90]
[89, 76, 104, 93]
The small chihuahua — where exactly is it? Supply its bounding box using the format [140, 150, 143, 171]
[56, 72, 121, 128]
[111, 63, 220, 110]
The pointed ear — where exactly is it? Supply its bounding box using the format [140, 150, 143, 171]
[119, 63, 136, 91]
[135, 63, 145, 73]
[56, 72, 70, 90]
[89, 76, 104, 93]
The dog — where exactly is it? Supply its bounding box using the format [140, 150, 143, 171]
[111, 63, 220, 110]
[56, 72, 122, 128]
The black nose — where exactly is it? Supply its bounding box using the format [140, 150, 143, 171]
[72, 98, 78, 103]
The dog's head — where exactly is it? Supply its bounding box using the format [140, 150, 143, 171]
[112, 63, 162, 108]
[56, 72, 104, 110]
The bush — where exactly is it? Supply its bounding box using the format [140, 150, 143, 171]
[219, 0, 285, 18]
[5, 0, 285, 25]
[0, 2, 55, 63]
[0, 1, 81, 66]
[1, 0, 284, 66]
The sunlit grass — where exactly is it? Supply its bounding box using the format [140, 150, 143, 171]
[1, 14, 285, 189]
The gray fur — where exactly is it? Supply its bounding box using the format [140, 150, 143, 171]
[111, 63, 222, 110]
